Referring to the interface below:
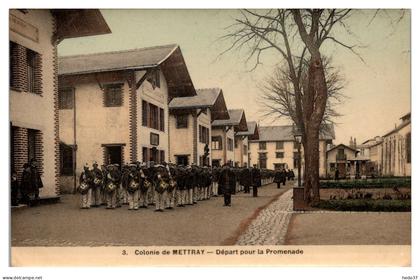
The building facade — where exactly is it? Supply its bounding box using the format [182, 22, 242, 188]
[381, 113, 411, 176]
[211, 109, 248, 167]
[249, 125, 334, 177]
[10, 9, 110, 198]
[168, 88, 229, 166]
[235, 121, 259, 167]
[58, 44, 196, 192]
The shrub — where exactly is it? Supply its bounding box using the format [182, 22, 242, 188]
[313, 199, 411, 212]
[320, 177, 411, 189]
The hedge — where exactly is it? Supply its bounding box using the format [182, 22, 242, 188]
[313, 199, 411, 212]
[320, 178, 411, 189]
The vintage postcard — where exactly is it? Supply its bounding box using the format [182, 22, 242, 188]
[8, 8, 411, 268]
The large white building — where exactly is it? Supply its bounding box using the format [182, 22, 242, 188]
[381, 112, 411, 176]
[58, 44, 196, 192]
[10, 9, 111, 198]
[249, 125, 335, 177]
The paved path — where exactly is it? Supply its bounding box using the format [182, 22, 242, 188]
[236, 189, 293, 245]
[12, 181, 294, 246]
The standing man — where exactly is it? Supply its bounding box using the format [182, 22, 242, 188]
[154, 164, 168, 212]
[251, 164, 261, 197]
[11, 168, 19, 206]
[211, 166, 219, 197]
[91, 161, 103, 207]
[218, 163, 235, 207]
[100, 165, 108, 206]
[176, 165, 187, 207]
[127, 164, 140, 210]
[274, 169, 283, 189]
[185, 165, 194, 205]
[78, 164, 93, 209]
[165, 163, 177, 209]
[138, 163, 149, 208]
[21, 159, 44, 206]
[105, 164, 120, 209]
[240, 167, 251, 194]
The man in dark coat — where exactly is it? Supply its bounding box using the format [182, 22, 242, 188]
[176, 165, 187, 207]
[251, 165, 261, 197]
[274, 169, 283, 189]
[239, 167, 252, 193]
[11, 168, 19, 206]
[21, 159, 44, 206]
[211, 167, 220, 196]
[218, 163, 235, 206]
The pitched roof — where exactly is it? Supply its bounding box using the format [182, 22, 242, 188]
[59, 44, 178, 75]
[250, 124, 335, 142]
[52, 9, 111, 41]
[237, 121, 258, 136]
[58, 44, 196, 98]
[169, 88, 221, 109]
[327, 143, 357, 153]
[383, 113, 411, 137]
[212, 109, 244, 126]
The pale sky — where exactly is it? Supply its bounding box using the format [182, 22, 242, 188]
[58, 9, 411, 145]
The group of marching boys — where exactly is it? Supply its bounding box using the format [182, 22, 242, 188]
[77, 161, 275, 211]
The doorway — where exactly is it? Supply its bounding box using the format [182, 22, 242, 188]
[105, 145, 123, 168]
[176, 155, 189, 166]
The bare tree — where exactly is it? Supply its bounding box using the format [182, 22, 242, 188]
[259, 57, 346, 128]
[222, 9, 360, 203]
[223, 9, 407, 203]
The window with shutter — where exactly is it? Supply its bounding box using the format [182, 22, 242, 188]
[104, 84, 123, 107]
[142, 100, 148, 126]
[211, 136, 222, 150]
[26, 49, 36, 93]
[176, 114, 188, 128]
[59, 88, 74, 109]
[159, 108, 165, 132]
[149, 104, 159, 129]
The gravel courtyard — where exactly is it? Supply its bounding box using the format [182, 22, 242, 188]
[12, 182, 293, 246]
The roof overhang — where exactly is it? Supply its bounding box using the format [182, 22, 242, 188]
[210, 90, 229, 121]
[160, 46, 196, 100]
[52, 9, 111, 41]
[235, 111, 248, 132]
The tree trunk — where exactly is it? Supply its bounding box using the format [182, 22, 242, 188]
[303, 124, 321, 203]
[302, 54, 328, 204]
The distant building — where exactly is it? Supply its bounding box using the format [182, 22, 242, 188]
[236, 121, 259, 167]
[10, 9, 111, 197]
[359, 136, 383, 176]
[249, 125, 335, 177]
[381, 112, 411, 176]
[58, 44, 196, 192]
[326, 143, 370, 179]
[211, 109, 248, 167]
[168, 88, 229, 166]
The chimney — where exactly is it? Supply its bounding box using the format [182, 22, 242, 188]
[350, 136, 353, 147]
[354, 138, 357, 147]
